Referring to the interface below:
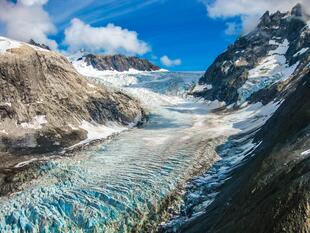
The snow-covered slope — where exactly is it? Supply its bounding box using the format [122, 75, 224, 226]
[70, 53, 160, 72]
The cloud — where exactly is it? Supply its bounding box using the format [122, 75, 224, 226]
[160, 55, 182, 67]
[19, 0, 48, 6]
[200, 0, 310, 34]
[224, 22, 239, 35]
[0, 0, 57, 50]
[64, 18, 150, 55]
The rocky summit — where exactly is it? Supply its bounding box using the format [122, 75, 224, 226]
[0, 37, 144, 155]
[191, 3, 310, 106]
[78, 53, 160, 72]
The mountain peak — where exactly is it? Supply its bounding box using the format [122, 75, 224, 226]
[28, 39, 51, 51]
[291, 3, 303, 17]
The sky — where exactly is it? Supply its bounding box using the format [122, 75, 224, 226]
[0, 0, 309, 71]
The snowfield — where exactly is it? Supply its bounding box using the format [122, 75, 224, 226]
[237, 39, 299, 104]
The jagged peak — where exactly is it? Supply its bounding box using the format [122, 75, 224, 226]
[257, 4, 308, 31]
[29, 39, 51, 51]
[291, 3, 303, 17]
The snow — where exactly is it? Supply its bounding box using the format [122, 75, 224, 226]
[0, 36, 21, 54]
[269, 40, 278, 45]
[14, 158, 38, 168]
[20, 115, 47, 129]
[72, 58, 150, 87]
[72, 57, 163, 77]
[237, 39, 298, 103]
[301, 149, 310, 156]
[293, 47, 309, 57]
[0, 36, 49, 54]
[234, 58, 248, 67]
[87, 83, 96, 88]
[0, 129, 8, 135]
[192, 83, 212, 92]
[268, 39, 289, 55]
[68, 120, 127, 149]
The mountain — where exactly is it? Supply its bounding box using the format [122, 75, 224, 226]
[178, 65, 310, 233]
[164, 4, 310, 233]
[191, 4, 309, 106]
[28, 39, 51, 51]
[74, 53, 160, 72]
[0, 36, 144, 155]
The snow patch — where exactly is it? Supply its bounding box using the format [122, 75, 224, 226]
[0, 129, 8, 135]
[20, 115, 47, 129]
[69, 121, 127, 149]
[268, 39, 289, 55]
[87, 83, 96, 88]
[72, 57, 154, 76]
[0, 36, 21, 54]
[14, 158, 38, 168]
[269, 40, 278, 45]
[293, 47, 309, 57]
[3, 102, 11, 107]
[0, 36, 49, 54]
[301, 149, 310, 156]
[238, 39, 298, 103]
[192, 84, 212, 92]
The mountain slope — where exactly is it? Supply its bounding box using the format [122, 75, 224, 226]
[0, 36, 144, 155]
[73, 54, 160, 72]
[179, 64, 310, 233]
[192, 4, 309, 106]
[163, 4, 310, 233]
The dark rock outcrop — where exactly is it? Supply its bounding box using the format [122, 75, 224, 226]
[0, 37, 144, 155]
[28, 39, 51, 51]
[192, 4, 310, 105]
[82, 54, 160, 72]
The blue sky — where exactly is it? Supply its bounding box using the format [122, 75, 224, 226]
[1, 0, 304, 71]
[46, 0, 238, 71]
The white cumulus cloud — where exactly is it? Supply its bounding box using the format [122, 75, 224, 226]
[64, 18, 150, 55]
[19, 0, 48, 6]
[160, 55, 182, 67]
[200, 0, 310, 34]
[0, 0, 57, 50]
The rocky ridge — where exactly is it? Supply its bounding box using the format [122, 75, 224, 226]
[28, 39, 51, 51]
[0, 36, 145, 155]
[192, 4, 310, 106]
[77, 53, 160, 72]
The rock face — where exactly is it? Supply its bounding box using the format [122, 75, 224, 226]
[178, 63, 310, 233]
[0, 37, 144, 155]
[81, 54, 160, 72]
[167, 4, 310, 233]
[28, 39, 51, 51]
[192, 4, 310, 105]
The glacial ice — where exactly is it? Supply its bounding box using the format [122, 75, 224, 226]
[237, 39, 299, 104]
[0, 65, 282, 232]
